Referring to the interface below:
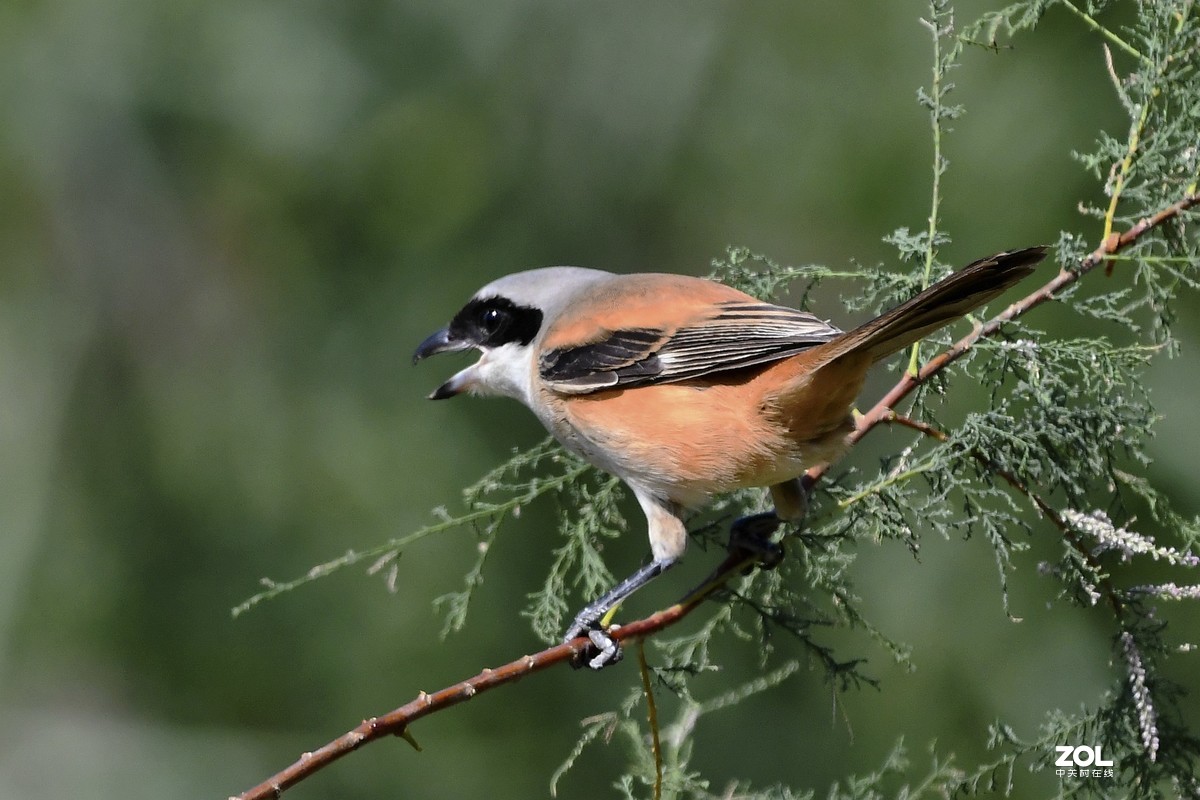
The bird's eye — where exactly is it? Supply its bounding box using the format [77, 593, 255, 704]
[480, 307, 507, 333]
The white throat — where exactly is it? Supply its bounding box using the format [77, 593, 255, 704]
[459, 342, 538, 407]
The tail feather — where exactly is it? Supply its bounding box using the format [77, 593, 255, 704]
[817, 245, 1047, 365]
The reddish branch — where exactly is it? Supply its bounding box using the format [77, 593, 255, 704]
[234, 552, 752, 800]
[232, 191, 1197, 800]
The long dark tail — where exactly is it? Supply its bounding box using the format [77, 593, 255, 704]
[818, 245, 1047, 364]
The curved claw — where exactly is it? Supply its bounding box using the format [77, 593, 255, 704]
[585, 628, 624, 670]
[566, 622, 625, 670]
[563, 557, 674, 669]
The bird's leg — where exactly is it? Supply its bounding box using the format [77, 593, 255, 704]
[564, 557, 677, 669]
[565, 490, 687, 670]
[770, 478, 809, 525]
[568, 482, 808, 667]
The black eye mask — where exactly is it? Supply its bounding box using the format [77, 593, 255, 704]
[449, 296, 543, 349]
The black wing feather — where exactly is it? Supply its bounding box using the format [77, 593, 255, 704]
[538, 328, 662, 390]
[540, 302, 842, 394]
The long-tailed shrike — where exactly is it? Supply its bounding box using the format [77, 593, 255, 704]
[414, 246, 1046, 667]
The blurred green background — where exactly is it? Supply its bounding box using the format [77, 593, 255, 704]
[2, 1, 1197, 798]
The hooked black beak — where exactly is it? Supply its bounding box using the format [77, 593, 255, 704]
[412, 328, 472, 365]
[413, 328, 479, 400]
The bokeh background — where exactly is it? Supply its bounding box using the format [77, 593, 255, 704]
[2, 1, 1197, 798]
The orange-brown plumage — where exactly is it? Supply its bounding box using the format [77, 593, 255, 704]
[540, 273, 765, 353]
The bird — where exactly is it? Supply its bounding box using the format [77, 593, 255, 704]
[413, 245, 1046, 667]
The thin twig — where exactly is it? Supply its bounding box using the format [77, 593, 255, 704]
[637, 641, 664, 800]
[884, 410, 950, 442]
[910, 2, 951, 376]
[1059, 0, 1152, 65]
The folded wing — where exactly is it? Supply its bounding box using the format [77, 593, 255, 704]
[540, 301, 843, 394]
